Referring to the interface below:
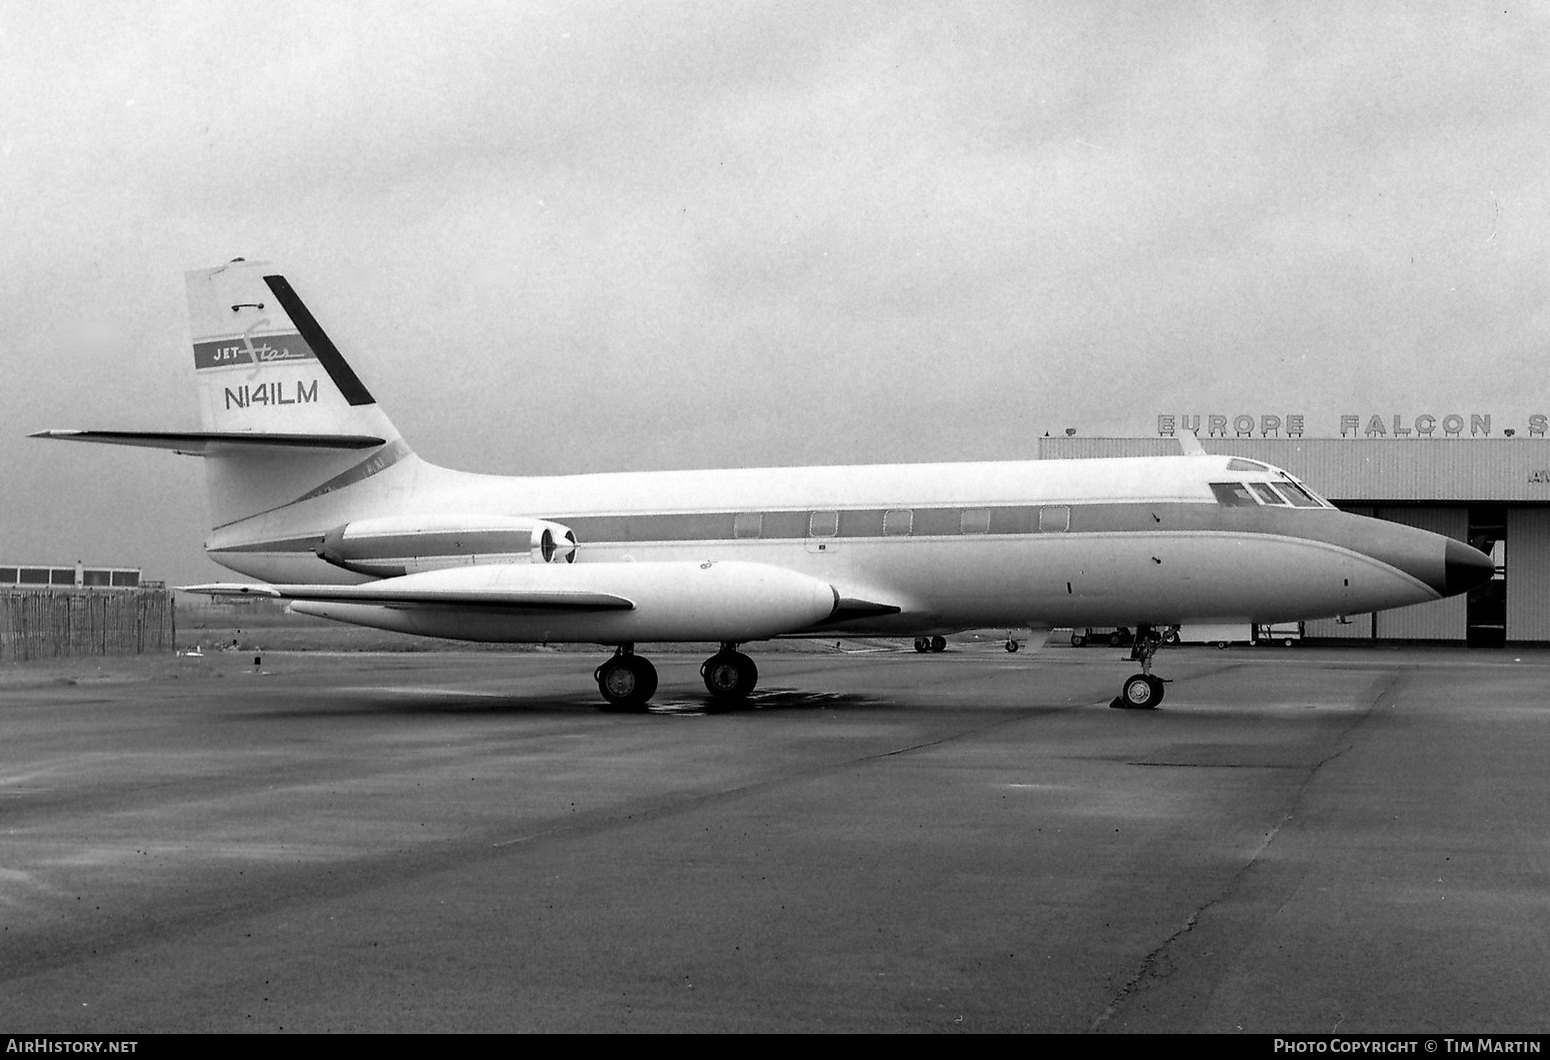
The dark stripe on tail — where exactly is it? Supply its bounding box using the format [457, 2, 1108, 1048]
[262, 275, 376, 406]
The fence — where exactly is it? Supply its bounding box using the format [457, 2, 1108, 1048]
[0, 589, 175, 662]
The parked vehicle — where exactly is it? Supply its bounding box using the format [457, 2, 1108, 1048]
[1254, 622, 1303, 646]
[1070, 626, 1133, 647]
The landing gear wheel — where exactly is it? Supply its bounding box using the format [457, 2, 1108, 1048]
[913, 638, 931, 653]
[1113, 672, 1162, 710]
[930, 635, 947, 653]
[1071, 632, 1087, 647]
[1005, 639, 1020, 653]
[701, 650, 758, 704]
[595, 655, 657, 710]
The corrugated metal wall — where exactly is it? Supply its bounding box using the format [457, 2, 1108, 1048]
[1507, 509, 1550, 643]
[1038, 437, 1550, 503]
[1371, 508, 1468, 640]
[1304, 613, 1374, 639]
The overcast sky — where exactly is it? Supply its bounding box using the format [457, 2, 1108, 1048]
[3, 1, 1549, 585]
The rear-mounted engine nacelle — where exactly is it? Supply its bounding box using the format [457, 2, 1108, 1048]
[317, 514, 578, 577]
[533, 523, 578, 564]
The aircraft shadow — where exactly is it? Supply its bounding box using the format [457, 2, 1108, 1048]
[249, 686, 881, 719]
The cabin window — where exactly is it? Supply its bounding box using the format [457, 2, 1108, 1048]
[960, 508, 991, 534]
[111, 571, 140, 587]
[19, 568, 49, 584]
[82, 569, 112, 586]
[840, 510, 883, 537]
[0, 568, 15, 583]
[1209, 482, 1257, 507]
[1249, 483, 1288, 506]
[809, 510, 839, 537]
[1038, 505, 1070, 532]
[50, 569, 75, 586]
[883, 509, 913, 536]
[733, 512, 763, 539]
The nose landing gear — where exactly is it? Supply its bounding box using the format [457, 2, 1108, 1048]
[1110, 625, 1171, 710]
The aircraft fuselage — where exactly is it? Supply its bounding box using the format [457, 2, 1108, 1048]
[202, 451, 1472, 641]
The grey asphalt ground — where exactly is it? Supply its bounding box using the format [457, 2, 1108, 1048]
[1, 642, 1547, 1033]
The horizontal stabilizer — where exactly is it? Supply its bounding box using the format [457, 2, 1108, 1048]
[180, 581, 635, 612]
[31, 430, 387, 453]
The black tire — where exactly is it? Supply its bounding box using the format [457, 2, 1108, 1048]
[596, 656, 656, 710]
[1145, 674, 1166, 706]
[702, 651, 757, 702]
[1120, 672, 1159, 709]
[930, 635, 947, 653]
[1071, 633, 1087, 647]
[1005, 640, 1020, 653]
[1109, 630, 1125, 647]
[913, 638, 931, 653]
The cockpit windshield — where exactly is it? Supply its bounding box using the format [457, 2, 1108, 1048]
[1210, 477, 1332, 509]
[1208, 457, 1335, 510]
[1209, 482, 1257, 506]
[1275, 480, 1324, 508]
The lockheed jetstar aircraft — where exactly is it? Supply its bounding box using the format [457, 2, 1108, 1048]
[35, 260, 1494, 710]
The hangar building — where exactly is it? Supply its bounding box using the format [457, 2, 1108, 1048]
[1038, 435, 1550, 647]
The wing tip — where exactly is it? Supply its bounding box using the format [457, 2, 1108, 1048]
[177, 583, 282, 598]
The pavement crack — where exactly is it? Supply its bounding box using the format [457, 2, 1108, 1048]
[1088, 909, 1204, 1032]
[1087, 669, 1407, 1032]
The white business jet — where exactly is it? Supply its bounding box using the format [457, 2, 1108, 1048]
[34, 260, 1493, 710]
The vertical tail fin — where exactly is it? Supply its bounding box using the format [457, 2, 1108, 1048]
[186, 261, 416, 534]
[187, 259, 402, 442]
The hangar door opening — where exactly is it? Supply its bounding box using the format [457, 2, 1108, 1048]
[1468, 505, 1506, 648]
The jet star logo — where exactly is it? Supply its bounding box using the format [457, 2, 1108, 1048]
[248, 342, 306, 363]
[194, 333, 316, 371]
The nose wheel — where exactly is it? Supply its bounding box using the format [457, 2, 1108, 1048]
[1117, 673, 1165, 709]
[595, 646, 657, 710]
[1109, 625, 1170, 710]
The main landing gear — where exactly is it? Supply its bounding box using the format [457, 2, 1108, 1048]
[913, 636, 947, 653]
[1110, 624, 1170, 710]
[595, 646, 658, 710]
[701, 643, 758, 706]
[593, 643, 761, 709]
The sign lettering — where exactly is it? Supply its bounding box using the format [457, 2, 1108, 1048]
[1159, 412, 1548, 439]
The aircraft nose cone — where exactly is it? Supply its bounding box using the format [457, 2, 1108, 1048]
[1443, 538, 1495, 596]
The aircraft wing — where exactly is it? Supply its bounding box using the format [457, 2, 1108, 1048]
[181, 581, 635, 612]
[182, 561, 901, 641]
